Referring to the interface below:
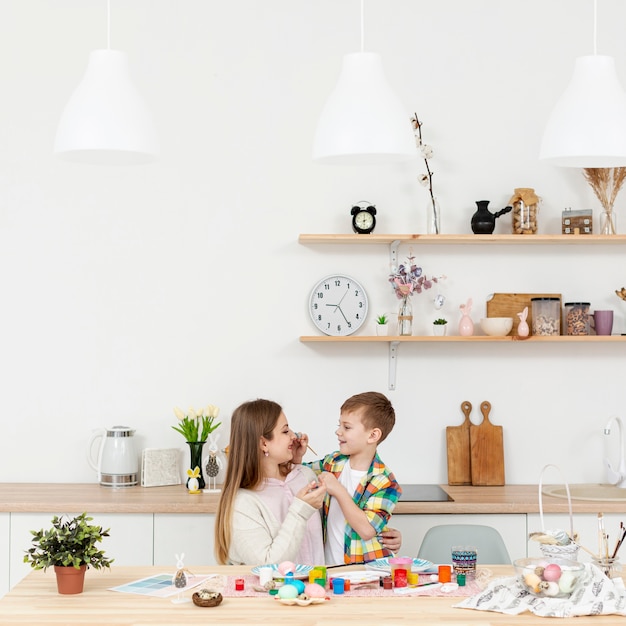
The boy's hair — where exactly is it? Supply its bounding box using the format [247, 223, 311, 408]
[340, 391, 395, 443]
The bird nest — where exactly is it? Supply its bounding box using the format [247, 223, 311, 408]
[192, 589, 223, 607]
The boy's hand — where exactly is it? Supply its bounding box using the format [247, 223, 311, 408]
[318, 471, 340, 496]
[380, 527, 402, 553]
[295, 480, 326, 509]
[291, 432, 308, 464]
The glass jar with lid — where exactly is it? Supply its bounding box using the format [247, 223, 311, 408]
[531, 297, 560, 335]
[510, 187, 540, 234]
[564, 302, 591, 335]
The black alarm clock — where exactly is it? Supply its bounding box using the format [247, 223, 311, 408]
[351, 202, 377, 234]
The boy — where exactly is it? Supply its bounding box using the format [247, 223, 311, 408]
[295, 391, 401, 565]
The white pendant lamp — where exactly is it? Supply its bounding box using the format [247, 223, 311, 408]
[540, 0, 626, 167]
[54, 1, 158, 165]
[312, 0, 414, 165]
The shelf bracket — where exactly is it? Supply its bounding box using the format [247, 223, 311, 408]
[388, 341, 400, 390]
[390, 240, 401, 269]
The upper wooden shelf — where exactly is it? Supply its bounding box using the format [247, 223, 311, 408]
[298, 234, 626, 245]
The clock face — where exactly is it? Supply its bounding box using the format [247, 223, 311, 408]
[354, 210, 374, 231]
[309, 275, 368, 336]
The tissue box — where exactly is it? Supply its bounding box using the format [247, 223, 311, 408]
[562, 209, 592, 235]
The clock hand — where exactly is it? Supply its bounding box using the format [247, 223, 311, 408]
[334, 287, 349, 310]
[335, 305, 349, 325]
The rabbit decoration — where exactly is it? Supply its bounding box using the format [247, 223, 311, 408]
[459, 298, 474, 337]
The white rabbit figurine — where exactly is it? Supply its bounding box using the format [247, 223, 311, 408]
[517, 306, 529, 337]
[459, 298, 474, 336]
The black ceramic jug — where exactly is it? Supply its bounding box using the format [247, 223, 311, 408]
[471, 200, 513, 234]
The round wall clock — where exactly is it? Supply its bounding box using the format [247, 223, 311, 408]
[309, 274, 369, 336]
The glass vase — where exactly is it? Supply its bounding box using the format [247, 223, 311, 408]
[398, 296, 413, 336]
[186, 441, 206, 490]
[601, 208, 617, 235]
[427, 196, 441, 235]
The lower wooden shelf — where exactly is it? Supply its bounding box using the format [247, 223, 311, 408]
[300, 335, 626, 342]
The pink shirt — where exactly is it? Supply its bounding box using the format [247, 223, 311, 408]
[256, 466, 324, 565]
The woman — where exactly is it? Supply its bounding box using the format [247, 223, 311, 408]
[214, 399, 402, 565]
[215, 399, 326, 565]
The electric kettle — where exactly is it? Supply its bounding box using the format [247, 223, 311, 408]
[87, 426, 138, 487]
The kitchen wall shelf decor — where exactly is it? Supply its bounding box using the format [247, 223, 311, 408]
[299, 233, 626, 389]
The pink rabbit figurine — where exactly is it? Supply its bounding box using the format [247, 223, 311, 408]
[517, 306, 529, 337]
[459, 298, 474, 336]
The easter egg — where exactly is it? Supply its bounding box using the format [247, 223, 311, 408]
[277, 584, 299, 599]
[290, 579, 305, 594]
[523, 572, 542, 593]
[543, 563, 562, 582]
[541, 581, 560, 597]
[278, 560, 296, 576]
[558, 570, 578, 594]
[304, 582, 326, 598]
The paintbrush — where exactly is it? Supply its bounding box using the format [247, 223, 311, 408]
[295, 432, 317, 456]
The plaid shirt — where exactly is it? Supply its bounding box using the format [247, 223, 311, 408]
[306, 451, 401, 564]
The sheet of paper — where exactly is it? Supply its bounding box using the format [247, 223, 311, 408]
[109, 573, 218, 598]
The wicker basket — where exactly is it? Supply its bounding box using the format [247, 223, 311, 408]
[537, 464, 580, 560]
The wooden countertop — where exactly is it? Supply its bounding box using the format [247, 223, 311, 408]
[1, 564, 623, 625]
[1, 483, 623, 514]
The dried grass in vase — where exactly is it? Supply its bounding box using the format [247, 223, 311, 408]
[583, 167, 626, 234]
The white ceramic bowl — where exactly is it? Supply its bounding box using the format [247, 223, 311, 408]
[480, 317, 513, 336]
[513, 557, 585, 598]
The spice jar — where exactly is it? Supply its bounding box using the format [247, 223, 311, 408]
[510, 187, 539, 234]
[531, 297, 560, 335]
[564, 302, 591, 335]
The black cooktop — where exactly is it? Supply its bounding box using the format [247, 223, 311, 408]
[398, 484, 454, 502]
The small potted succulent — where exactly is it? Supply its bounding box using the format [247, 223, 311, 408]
[433, 317, 448, 336]
[24, 512, 113, 594]
[375, 314, 389, 336]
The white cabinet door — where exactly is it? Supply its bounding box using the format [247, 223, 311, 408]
[527, 512, 622, 563]
[154, 514, 216, 566]
[0, 513, 9, 598]
[388, 514, 527, 562]
[10, 512, 154, 589]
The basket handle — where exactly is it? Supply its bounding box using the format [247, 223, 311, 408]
[538, 464, 574, 539]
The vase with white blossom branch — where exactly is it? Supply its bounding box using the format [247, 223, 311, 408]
[583, 167, 626, 235]
[411, 113, 439, 234]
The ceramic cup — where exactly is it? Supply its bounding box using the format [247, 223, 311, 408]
[592, 310, 614, 336]
[451, 546, 477, 578]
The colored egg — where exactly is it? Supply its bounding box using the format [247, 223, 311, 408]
[304, 583, 326, 598]
[278, 560, 296, 576]
[543, 563, 562, 582]
[541, 581, 560, 597]
[290, 579, 305, 594]
[558, 571, 578, 594]
[523, 572, 542, 593]
[277, 584, 299, 599]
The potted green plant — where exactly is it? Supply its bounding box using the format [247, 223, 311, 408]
[24, 512, 113, 594]
[433, 317, 448, 336]
[375, 314, 389, 336]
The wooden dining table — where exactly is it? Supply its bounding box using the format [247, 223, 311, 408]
[1, 564, 623, 625]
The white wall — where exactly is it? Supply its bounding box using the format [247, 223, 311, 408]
[0, 0, 624, 487]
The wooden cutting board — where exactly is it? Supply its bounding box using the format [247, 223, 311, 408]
[470, 400, 505, 486]
[446, 401, 472, 486]
[486, 293, 561, 334]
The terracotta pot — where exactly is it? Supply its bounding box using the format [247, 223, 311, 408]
[54, 564, 86, 594]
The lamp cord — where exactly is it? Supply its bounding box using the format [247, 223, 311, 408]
[360, 0, 364, 52]
[593, 0, 597, 55]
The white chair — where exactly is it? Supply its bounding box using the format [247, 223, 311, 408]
[417, 524, 511, 564]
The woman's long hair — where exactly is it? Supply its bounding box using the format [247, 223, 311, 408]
[214, 398, 288, 564]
